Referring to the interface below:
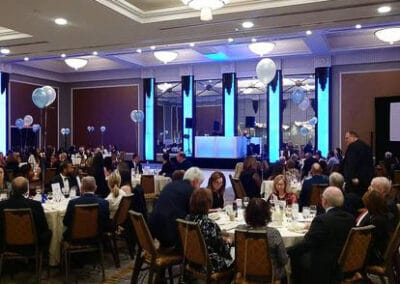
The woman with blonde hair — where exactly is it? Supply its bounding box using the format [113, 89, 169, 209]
[105, 171, 126, 218]
[270, 174, 297, 205]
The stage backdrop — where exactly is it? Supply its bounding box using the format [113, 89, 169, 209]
[341, 70, 400, 154]
[72, 85, 139, 152]
[10, 81, 59, 148]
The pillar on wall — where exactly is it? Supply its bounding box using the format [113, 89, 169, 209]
[315, 67, 331, 157]
[182, 75, 195, 157]
[0, 72, 9, 153]
[143, 78, 155, 161]
[267, 70, 283, 163]
[222, 73, 237, 137]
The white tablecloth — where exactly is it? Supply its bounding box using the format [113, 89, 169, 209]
[43, 200, 69, 266]
[131, 175, 171, 194]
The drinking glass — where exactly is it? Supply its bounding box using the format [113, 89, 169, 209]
[310, 205, 317, 219]
[243, 197, 250, 208]
[285, 205, 292, 219]
[47, 192, 53, 203]
[302, 206, 310, 220]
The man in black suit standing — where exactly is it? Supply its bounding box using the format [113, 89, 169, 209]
[0, 177, 52, 247]
[148, 167, 204, 248]
[342, 130, 374, 196]
[63, 176, 109, 240]
[288, 186, 355, 284]
[50, 160, 78, 193]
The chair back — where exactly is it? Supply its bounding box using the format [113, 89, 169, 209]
[394, 171, 400, 185]
[309, 183, 328, 207]
[129, 210, 157, 256]
[234, 162, 244, 179]
[140, 175, 155, 194]
[176, 219, 209, 269]
[3, 208, 36, 246]
[44, 167, 57, 186]
[71, 204, 99, 241]
[382, 216, 400, 269]
[338, 225, 375, 274]
[113, 195, 133, 226]
[229, 174, 247, 199]
[235, 229, 274, 283]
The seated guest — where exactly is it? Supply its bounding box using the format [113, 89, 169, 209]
[118, 162, 133, 195]
[207, 171, 226, 209]
[186, 188, 233, 272]
[104, 156, 113, 179]
[329, 172, 344, 190]
[171, 170, 185, 181]
[0, 177, 52, 247]
[357, 189, 390, 265]
[370, 177, 399, 232]
[239, 156, 262, 198]
[299, 163, 328, 209]
[129, 153, 143, 174]
[105, 171, 126, 218]
[270, 174, 297, 205]
[50, 160, 78, 194]
[47, 154, 60, 172]
[288, 187, 355, 284]
[0, 166, 11, 193]
[285, 159, 300, 183]
[237, 198, 288, 281]
[88, 152, 109, 198]
[63, 176, 109, 240]
[159, 152, 174, 178]
[327, 150, 340, 173]
[174, 152, 192, 171]
[301, 152, 318, 179]
[148, 167, 204, 248]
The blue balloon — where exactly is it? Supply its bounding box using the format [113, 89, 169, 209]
[300, 127, 309, 136]
[309, 117, 318, 126]
[15, 118, 24, 129]
[291, 89, 305, 105]
[32, 87, 49, 109]
[64, 128, 70, 135]
[32, 124, 41, 133]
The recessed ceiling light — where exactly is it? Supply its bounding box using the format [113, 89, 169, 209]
[54, 18, 68, 25]
[92, 51, 98, 56]
[228, 38, 234, 43]
[377, 6, 391, 13]
[0, 48, 10, 55]
[61, 53, 66, 58]
[189, 42, 195, 47]
[242, 21, 254, 29]
[150, 46, 156, 50]
[251, 38, 257, 42]
[136, 48, 142, 53]
[24, 57, 29, 61]
[306, 30, 312, 35]
[355, 24, 362, 29]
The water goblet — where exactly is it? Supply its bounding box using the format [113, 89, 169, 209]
[309, 205, 317, 219]
[302, 206, 310, 220]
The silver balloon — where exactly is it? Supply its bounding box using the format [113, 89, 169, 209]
[32, 87, 49, 109]
[256, 58, 276, 85]
[130, 110, 145, 123]
[42, 86, 57, 107]
[100, 126, 106, 133]
[32, 124, 41, 133]
[23, 115, 33, 126]
[61, 128, 66, 135]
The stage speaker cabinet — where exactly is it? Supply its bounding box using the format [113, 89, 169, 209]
[185, 118, 193, 128]
[245, 116, 255, 128]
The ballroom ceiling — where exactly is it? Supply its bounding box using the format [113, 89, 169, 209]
[0, 0, 399, 74]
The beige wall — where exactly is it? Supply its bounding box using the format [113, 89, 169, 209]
[341, 70, 400, 152]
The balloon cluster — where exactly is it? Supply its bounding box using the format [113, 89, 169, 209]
[87, 126, 95, 133]
[300, 127, 309, 136]
[61, 128, 71, 135]
[32, 86, 57, 109]
[100, 126, 106, 133]
[15, 114, 35, 129]
[130, 110, 144, 123]
[256, 58, 276, 85]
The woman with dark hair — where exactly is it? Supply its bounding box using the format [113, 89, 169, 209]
[207, 171, 226, 209]
[88, 152, 109, 198]
[237, 198, 288, 281]
[0, 166, 11, 195]
[159, 152, 174, 178]
[270, 175, 297, 205]
[104, 156, 113, 179]
[239, 156, 262, 198]
[185, 188, 233, 272]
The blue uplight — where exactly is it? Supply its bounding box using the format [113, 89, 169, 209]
[268, 72, 280, 163]
[204, 52, 229, 61]
[0, 73, 7, 154]
[183, 76, 193, 157]
[317, 75, 329, 157]
[145, 78, 154, 161]
[224, 74, 235, 137]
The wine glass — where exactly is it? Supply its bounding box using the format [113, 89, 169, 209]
[310, 205, 317, 219]
[47, 192, 53, 203]
[243, 197, 250, 208]
[302, 206, 310, 220]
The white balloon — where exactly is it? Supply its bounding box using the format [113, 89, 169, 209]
[256, 58, 276, 85]
[23, 115, 33, 126]
[42, 86, 57, 107]
[298, 97, 310, 111]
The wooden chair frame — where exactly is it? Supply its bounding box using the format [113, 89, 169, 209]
[229, 174, 247, 199]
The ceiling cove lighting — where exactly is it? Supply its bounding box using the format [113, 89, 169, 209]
[227, 38, 234, 43]
[377, 6, 391, 14]
[181, 0, 229, 21]
[92, 51, 98, 56]
[24, 57, 29, 61]
[54, 18, 68, 25]
[242, 21, 254, 29]
[64, 58, 88, 70]
[355, 24, 362, 29]
[248, 42, 275, 56]
[153, 51, 178, 64]
[0, 48, 10, 55]
[375, 27, 400, 44]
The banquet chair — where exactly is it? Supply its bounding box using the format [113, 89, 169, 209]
[44, 168, 57, 190]
[0, 208, 43, 283]
[366, 217, 400, 284]
[310, 183, 328, 214]
[229, 174, 247, 199]
[176, 219, 234, 283]
[5, 169, 14, 183]
[60, 204, 105, 282]
[234, 229, 278, 284]
[394, 170, 400, 185]
[337, 225, 375, 283]
[141, 175, 157, 199]
[129, 211, 182, 284]
[104, 195, 133, 268]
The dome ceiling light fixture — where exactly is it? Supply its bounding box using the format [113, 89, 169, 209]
[248, 42, 275, 56]
[153, 51, 178, 64]
[181, 0, 230, 21]
[64, 58, 88, 70]
[374, 27, 400, 44]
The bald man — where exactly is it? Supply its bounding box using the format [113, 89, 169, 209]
[0, 177, 52, 247]
[289, 187, 355, 284]
[299, 162, 329, 210]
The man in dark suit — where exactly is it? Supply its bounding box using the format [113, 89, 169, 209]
[148, 167, 204, 248]
[342, 130, 374, 196]
[63, 176, 109, 240]
[288, 186, 355, 284]
[0, 177, 52, 247]
[299, 162, 329, 210]
[128, 153, 143, 174]
[50, 160, 78, 193]
[174, 152, 192, 171]
[301, 152, 318, 179]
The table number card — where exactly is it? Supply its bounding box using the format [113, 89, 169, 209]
[51, 183, 62, 196]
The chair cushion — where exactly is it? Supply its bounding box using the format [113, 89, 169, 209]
[235, 273, 279, 284]
[366, 265, 386, 274]
[143, 250, 182, 267]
